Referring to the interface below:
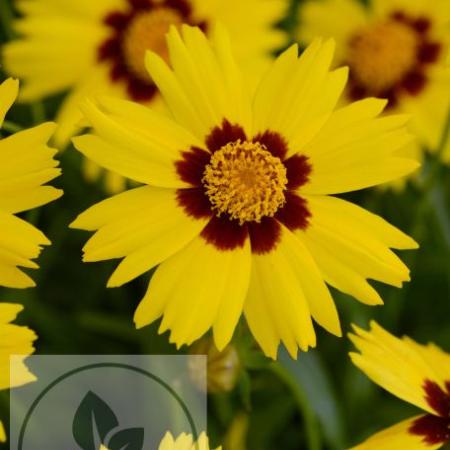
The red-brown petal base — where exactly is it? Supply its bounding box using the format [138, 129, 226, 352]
[175, 120, 313, 254]
[409, 380, 450, 445]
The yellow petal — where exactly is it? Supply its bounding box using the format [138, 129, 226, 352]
[0, 303, 23, 324]
[166, 26, 224, 132]
[410, 341, 450, 382]
[253, 38, 344, 150]
[72, 185, 161, 231]
[97, 95, 202, 150]
[301, 103, 420, 193]
[209, 24, 252, 135]
[0, 123, 62, 212]
[298, 0, 368, 61]
[158, 432, 220, 450]
[146, 24, 252, 141]
[0, 78, 19, 126]
[73, 99, 195, 188]
[0, 211, 51, 288]
[0, 263, 36, 288]
[0, 303, 37, 390]
[244, 225, 317, 359]
[276, 224, 341, 337]
[145, 49, 206, 139]
[106, 194, 207, 287]
[349, 322, 446, 415]
[298, 196, 414, 307]
[305, 195, 417, 250]
[3, 12, 105, 101]
[135, 235, 251, 351]
[72, 187, 207, 287]
[350, 415, 442, 450]
[402, 67, 450, 153]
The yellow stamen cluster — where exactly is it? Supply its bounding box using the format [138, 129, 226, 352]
[348, 21, 418, 92]
[203, 141, 288, 224]
[122, 8, 182, 82]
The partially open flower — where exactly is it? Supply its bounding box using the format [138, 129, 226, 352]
[100, 432, 220, 450]
[189, 337, 241, 393]
[350, 322, 450, 449]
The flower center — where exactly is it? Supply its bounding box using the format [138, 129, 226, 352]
[348, 20, 419, 92]
[122, 8, 183, 82]
[203, 141, 288, 224]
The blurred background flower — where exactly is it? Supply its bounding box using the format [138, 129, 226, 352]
[298, 0, 450, 166]
[3, 0, 288, 192]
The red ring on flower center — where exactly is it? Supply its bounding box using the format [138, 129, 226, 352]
[175, 120, 312, 254]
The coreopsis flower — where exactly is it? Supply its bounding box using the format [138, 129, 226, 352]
[71, 25, 419, 359]
[158, 433, 220, 450]
[350, 322, 450, 449]
[0, 303, 37, 442]
[4, 0, 288, 149]
[0, 78, 62, 288]
[100, 432, 220, 450]
[298, 0, 450, 160]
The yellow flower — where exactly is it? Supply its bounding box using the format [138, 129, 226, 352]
[0, 78, 62, 288]
[349, 322, 450, 449]
[0, 303, 37, 442]
[298, 0, 450, 161]
[4, 0, 288, 150]
[158, 433, 220, 450]
[71, 25, 419, 359]
[100, 432, 220, 450]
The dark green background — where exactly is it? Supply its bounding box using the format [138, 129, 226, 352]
[1, 0, 449, 448]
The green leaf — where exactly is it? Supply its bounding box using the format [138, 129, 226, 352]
[73, 391, 120, 450]
[279, 350, 345, 450]
[108, 428, 145, 450]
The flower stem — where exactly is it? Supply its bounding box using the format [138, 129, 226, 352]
[0, 0, 16, 40]
[270, 362, 321, 450]
[31, 102, 46, 123]
[413, 108, 450, 249]
[430, 184, 450, 247]
[2, 120, 23, 134]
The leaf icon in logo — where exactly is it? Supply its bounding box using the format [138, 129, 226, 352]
[108, 428, 145, 450]
[73, 391, 120, 450]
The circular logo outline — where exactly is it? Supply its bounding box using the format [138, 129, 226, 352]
[17, 362, 199, 450]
